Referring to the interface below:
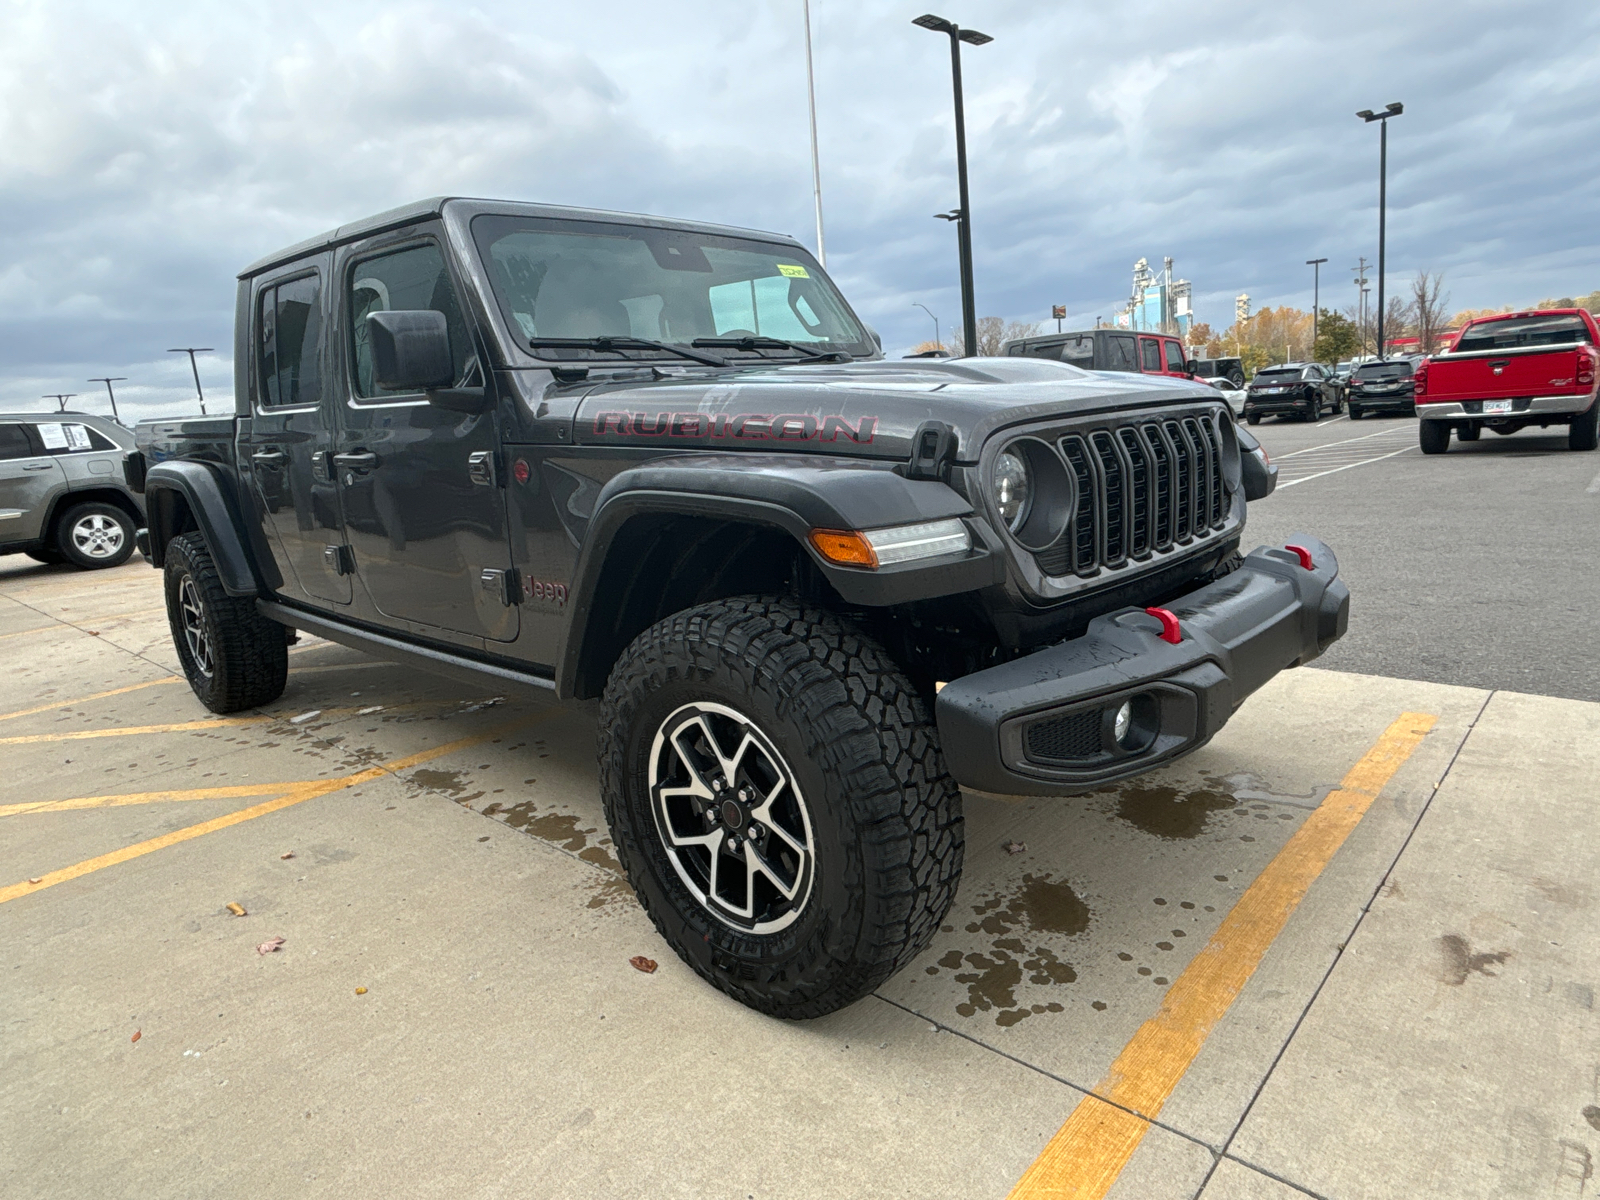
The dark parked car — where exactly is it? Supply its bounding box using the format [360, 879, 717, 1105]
[131, 196, 1347, 1020]
[1346, 358, 1421, 420]
[0, 411, 144, 568]
[1001, 328, 1195, 381]
[1243, 363, 1342, 424]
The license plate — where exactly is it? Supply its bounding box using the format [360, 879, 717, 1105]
[1483, 399, 1512, 415]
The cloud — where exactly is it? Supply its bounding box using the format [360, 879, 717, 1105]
[2, 0, 1599, 419]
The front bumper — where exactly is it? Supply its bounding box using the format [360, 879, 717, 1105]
[1418, 393, 1595, 420]
[936, 536, 1349, 795]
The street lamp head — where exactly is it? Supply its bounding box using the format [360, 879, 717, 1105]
[933, 210, 962, 221]
[957, 28, 992, 45]
[913, 14, 954, 33]
[1385, 102, 1403, 115]
[1355, 109, 1375, 120]
[1307, 258, 1328, 266]
[1358, 102, 1403, 123]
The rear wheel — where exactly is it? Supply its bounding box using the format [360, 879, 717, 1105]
[1246, 414, 1261, 426]
[1348, 404, 1364, 420]
[55, 502, 135, 569]
[163, 532, 288, 712]
[1457, 422, 1481, 442]
[1571, 401, 1599, 451]
[598, 596, 964, 1018]
[1419, 420, 1451, 455]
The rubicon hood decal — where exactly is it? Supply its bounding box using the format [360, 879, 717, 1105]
[592, 409, 878, 444]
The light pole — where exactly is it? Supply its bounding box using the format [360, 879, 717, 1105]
[802, 0, 826, 266]
[168, 348, 214, 415]
[912, 302, 941, 351]
[1306, 258, 1327, 361]
[43, 394, 76, 413]
[915, 13, 991, 358]
[88, 377, 128, 424]
[1360, 286, 1372, 355]
[1356, 102, 1403, 359]
[1351, 258, 1370, 357]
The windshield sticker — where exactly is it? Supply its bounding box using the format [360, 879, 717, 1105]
[36, 423, 67, 449]
[64, 424, 92, 451]
[776, 264, 810, 279]
[593, 410, 877, 444]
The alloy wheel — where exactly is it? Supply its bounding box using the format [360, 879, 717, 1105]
[178, 576, 214, 678]
[70, 512, 125, 559]
[647, 701, 815, 934]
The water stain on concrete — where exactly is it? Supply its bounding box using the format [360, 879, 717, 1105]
[934, 873, 1088, 1026]
[1113, 783, 1236, 840]
[494, 802, 623, 872]
[1437, 933, 1512, 985]
[585, 875, 635, 910]
[409, 768, 466, 795]
[1583, 1105, 1600, 1132]
[965, 874, 1091, 938]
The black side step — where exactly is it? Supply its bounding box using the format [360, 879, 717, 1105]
[257, 600, 557, 695]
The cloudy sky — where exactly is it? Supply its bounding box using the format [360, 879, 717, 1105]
[4, 0, 1599, 419]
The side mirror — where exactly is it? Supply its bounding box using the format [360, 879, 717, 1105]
[1185, 360, 1200, 376]
[368, 310, 453, 391]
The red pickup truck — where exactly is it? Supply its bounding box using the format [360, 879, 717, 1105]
[1414, 308, 1600, 454]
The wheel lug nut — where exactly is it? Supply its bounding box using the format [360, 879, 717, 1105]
[739, 787, 752, 802]
[748, 823, 763, 838]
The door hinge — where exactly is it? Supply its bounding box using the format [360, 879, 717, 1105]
[479, 567, 520, 607]
[323, 544, 355, 576]
[467, 450, 499, 487]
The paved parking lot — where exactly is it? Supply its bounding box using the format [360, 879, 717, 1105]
[4, 422, 1600, 1199]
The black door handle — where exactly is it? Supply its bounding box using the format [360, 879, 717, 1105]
[333, 452, 379, 469]
[251, 450, 287, 465]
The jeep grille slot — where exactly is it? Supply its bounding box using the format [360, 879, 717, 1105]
[1030, 410, 1231, 579]
[1023, 709, 1102, 763]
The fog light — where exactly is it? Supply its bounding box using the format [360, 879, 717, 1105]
[1113, 701, 1133, 746]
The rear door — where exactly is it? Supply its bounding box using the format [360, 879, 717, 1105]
[333, 226, 517, 642]
[0, 422, 63, 544]
[240, 255, 352, 605]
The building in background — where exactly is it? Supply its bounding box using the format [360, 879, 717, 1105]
[1112, 257, 1192, 337]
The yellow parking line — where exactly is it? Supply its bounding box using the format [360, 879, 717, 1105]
[0, 717, 275, 745]
[1005, 711, 1438, 1200]
[0, 678, 182, 723]
[0, 711, 556, 904]
[0, 624, 68, 641]
[0, 783, 300, 818]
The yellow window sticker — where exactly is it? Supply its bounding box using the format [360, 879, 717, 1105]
[777, 264, 810, 278]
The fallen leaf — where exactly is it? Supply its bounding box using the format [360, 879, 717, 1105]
[629, 955, 658, 974]
[288, 710, 321, 725]
[256, 936, 286, 955]
[1005, 841, 1027, 855]
[131, 1030, 141, 1043]
[226, 902, 247, 916]
[354, 987, 367, 995]
[279, 852, 295, 860]
[87, 630, 100, 637]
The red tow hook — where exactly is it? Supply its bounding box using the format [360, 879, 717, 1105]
[1285, 544, 1315, 570]
[1144, 607, 1182, 644]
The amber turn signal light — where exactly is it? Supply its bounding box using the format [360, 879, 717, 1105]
[808, 528, 878, 569]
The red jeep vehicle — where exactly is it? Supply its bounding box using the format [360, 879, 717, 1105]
[1414, 308, 1600, 453]
[1003, 329, 1195, 381]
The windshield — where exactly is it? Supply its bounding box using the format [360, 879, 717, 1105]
[470, 215, 872, 361]
[1253, 368, 1302, 383]
[1355, 361, 1413, 380]
[1455, 314, 1590, 354]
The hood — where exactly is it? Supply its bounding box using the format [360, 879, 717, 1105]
[571, 357, 1222, 464]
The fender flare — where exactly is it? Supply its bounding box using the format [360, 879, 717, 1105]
[553, 454, 1004, 697]
[143, 460, 262, 596]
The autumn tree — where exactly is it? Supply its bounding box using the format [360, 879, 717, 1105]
[1312, 309, 1358, 364]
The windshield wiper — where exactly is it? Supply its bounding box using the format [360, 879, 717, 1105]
[692, 336, 853, 364]
[526, 336, 728, 368]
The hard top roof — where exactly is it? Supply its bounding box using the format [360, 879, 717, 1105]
[239, 197, 806, 279]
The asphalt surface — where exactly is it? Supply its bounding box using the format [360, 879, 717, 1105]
[1241, 409, 1600, 702]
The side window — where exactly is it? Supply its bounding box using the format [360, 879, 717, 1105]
[258, 273, 324, 409]
[1164, 340, 1186, 372]
[348, 241, 472, 398]
[1021, 341, 1063, 361]
[0, 424, 33, 460]
[31, 423, 95, 455]
[1108, 336, 1137, 371]
[1140, 338, 1162, 372]
[85, 428, 119, 451]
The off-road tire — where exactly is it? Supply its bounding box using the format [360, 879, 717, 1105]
[1570, 400, 1599, 451]
[598, 595, 964, 1018]
[1457, 422, 1481, 442]
[55, 502, 135, 569]
[1419, 420, 1451, 455]
[164, 531, 288, 713]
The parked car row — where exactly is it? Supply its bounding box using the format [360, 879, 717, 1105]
[0, 412, 144, 569]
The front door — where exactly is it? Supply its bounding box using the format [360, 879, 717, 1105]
[333, 232, 518, 642]
[1139, 336, 1164, 374]
[0, 423, 63, 545]
[241, 256, 351, 605]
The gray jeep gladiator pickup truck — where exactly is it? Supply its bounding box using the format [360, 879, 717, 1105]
[131, 196, 1346, 1017]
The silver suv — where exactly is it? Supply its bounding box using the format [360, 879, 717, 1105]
[0, 412, 146, 569]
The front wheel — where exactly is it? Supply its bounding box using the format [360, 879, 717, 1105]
[598, 596, 964, 1019]
[1419, 420, 1451, 455]
[164, 532, 288, 712]
[1571, 401, 1599, 451]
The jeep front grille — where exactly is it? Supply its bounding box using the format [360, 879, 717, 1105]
[1033, 413, 1231, 578]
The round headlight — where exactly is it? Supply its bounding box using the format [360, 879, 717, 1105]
[992, 451, 1032, 532]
